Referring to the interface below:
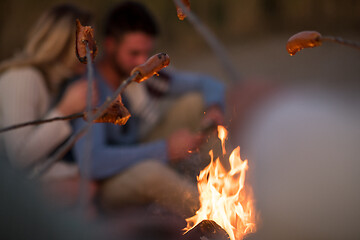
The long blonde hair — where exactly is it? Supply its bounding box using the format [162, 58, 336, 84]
[0, 4, 91, 91]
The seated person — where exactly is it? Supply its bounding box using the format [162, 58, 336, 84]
[72, 1, 225, 217]
[0, 4, 94, 180]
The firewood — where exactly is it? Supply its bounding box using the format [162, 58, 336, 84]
[181, 220, 230, 240]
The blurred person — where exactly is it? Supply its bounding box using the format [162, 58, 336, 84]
[72, 1, 225, 217]
[236, 84, 360, 240]
[0, 4, 96, 180]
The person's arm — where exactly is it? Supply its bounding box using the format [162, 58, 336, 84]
[168, 70, 226, 111]
[0, 68, 71, 168]
[72, 119, 168, 180]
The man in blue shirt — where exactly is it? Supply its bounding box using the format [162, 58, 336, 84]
[73, 1, 225, 217]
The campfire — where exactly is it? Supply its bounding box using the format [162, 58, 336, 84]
[184, 126, 256, 240]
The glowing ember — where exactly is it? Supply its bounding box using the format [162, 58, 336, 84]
[185, 125, 256, 240]
[217, 125, 228, 155]
[286, 31, 322, 56]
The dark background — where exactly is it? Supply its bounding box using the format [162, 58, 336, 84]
[3, 0, 359, 86]
[1, 0, 359, 59]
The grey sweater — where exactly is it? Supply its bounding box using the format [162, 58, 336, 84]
[0, 67, 71, 170]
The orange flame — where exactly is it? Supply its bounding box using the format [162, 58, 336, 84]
[217, 125, 228, 155]
[185, 125, 256, 240]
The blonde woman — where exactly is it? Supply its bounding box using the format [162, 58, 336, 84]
[0, 4, 95, 179]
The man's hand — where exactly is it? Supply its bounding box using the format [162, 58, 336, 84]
[167, 128, 205, 163]
[202, 105, 224, 128]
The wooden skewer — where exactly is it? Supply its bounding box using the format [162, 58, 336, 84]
[0, 101, 131, 134]
[321, 35, 360, 51]
[0, 113, 84, 134]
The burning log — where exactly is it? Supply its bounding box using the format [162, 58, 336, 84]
[181, 220, 229, 240]
[287, 30, 360, 55]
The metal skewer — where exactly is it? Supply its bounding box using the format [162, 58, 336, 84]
[77, 42, 94, 212]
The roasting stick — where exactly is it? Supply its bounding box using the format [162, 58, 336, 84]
[77, 43, 95, 212]
[286, 31, 360, 56]
[30, 53, 170, 178]
[0, 113, 84, 133]
[0, 99, 130, 134]
[321, 36, 360, 50]
[173, 0, 241, 83]
[0, 103, 131, 133]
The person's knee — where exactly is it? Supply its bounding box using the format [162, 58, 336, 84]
[99, 160, 167, 208]
[136, 159, 171, 184]
[167, 92, 204, 131]
[174, 92, 204, 115]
